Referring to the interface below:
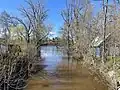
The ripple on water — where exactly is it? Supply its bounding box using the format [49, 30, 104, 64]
[26, 46, 109, 90]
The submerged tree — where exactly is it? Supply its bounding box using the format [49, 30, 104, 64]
[61, 0, 93, 61]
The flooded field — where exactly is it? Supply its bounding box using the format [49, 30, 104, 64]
[26, 46, 108, 90]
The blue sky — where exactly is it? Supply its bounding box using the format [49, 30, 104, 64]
[0, 0, 103, 37]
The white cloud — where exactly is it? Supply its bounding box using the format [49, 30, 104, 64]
[49, 31, 56, 35]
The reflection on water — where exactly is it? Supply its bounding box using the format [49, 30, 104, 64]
[27, 46, 109, 90]
[41, 46, 64, 72]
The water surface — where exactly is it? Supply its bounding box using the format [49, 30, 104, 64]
[41, 46, 63, 72]
[27, 45, 108, 90]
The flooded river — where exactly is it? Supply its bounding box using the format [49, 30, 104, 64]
[26, 46, 108, 90]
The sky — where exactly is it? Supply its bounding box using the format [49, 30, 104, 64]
[0, 0, 103, 37]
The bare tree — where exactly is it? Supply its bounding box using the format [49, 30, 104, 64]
[61, 0, 74, 63]
[11, 0, 49, 57]
[0, 11, 17, 41]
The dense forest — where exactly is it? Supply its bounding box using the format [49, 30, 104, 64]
[0, 0, 120, 90]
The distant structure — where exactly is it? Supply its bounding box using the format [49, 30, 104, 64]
[90, 33, 120, 57]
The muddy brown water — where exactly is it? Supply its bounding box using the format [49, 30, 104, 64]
[26, 46, 108, 90]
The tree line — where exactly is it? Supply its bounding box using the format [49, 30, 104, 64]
[0, 0, 51, 89]
[61, 0, 120, 89]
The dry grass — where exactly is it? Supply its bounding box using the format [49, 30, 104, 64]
[83, 55, 118, 90]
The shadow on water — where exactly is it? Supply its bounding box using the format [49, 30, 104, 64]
[26, 45, 109, 90]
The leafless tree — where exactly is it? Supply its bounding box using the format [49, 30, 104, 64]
[11, 0, 49, 57]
